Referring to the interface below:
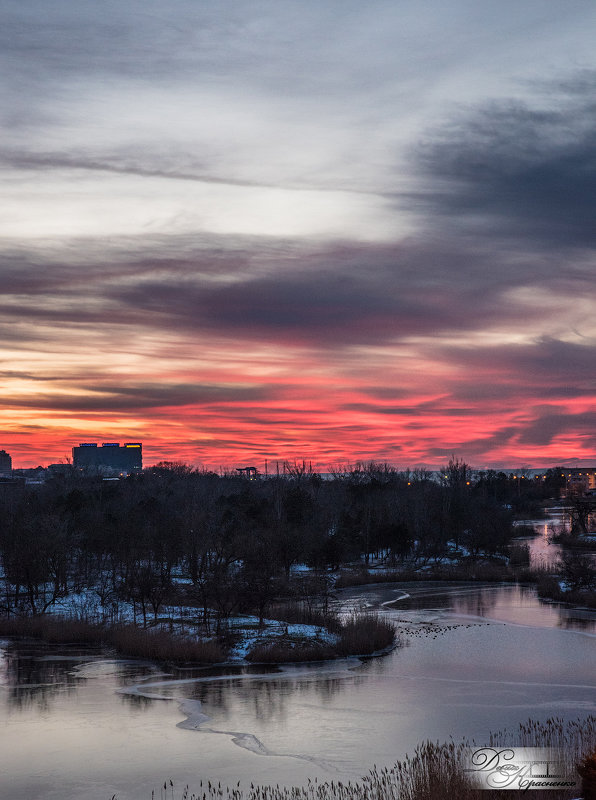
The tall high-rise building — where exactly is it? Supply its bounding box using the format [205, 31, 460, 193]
[72, 442, 142, 475]
[0, 449, 12, 477]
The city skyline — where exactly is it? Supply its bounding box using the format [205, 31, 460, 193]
[2, 1, 596, 469]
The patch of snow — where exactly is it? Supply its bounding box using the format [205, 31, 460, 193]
[225, 616, 338, 661]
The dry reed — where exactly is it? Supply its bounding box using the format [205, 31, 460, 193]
[0, 615, 226, 663]
[141, 716, 595, 800]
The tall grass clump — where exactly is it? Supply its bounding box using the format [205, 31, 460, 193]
[374, 741, 477, 800]
[136, 742, 478, 800]
[336, 612, 396, 656]
[536, 575, 565, 601]
[0, 614, 102, 644]
[490, 715, 596, 770]
[109, 625, 226, 663]
[335, 569, 406, 589]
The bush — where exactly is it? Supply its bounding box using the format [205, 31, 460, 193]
[537, 576, 564, 601]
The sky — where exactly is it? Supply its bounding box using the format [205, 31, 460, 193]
[1, 0, 596, 470]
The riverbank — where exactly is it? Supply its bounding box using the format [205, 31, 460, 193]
[335, 550, 596, 615]
[0, 615, 226, 662]
[537, 576, 596, 609]
[334, 559, 544, 588]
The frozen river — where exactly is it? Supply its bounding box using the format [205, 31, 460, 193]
[1, 574, 595, 800]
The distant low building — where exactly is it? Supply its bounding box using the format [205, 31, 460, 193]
[47, 463, 74, 476]
[12, 467, 46, 484]
[72, 442, 142, 475]
[564, 468, 596, 495]
[0, 449, 12, 478]
[236, 466, 258, 480]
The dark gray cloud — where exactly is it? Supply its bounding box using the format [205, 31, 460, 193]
[1, 382, 271, 412]
[4, 72, 596, 354]
[418, 72, 596, 248]
[428, 427, 519, 459]
[517, 411, 596, 447]
[439, 338, 596, 388]
[101, 238, 561, 346]
[0, 227, 591, 363]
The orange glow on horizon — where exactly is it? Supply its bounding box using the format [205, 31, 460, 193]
[3, 364, 595, 470]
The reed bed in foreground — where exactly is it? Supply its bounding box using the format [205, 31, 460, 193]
[143, 717, 596, 800]
[490, 715, 596, 773]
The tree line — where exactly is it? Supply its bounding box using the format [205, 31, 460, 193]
[0, 460, 565, 626]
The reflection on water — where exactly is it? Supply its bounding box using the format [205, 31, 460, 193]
[402, 584, 506, 619]
[181, 672, 363, 725]
[0, 578, 594, 800]
[388, 581, 596, 632]
[512, 505, 596, 569]
[0, 644, 165, 714]
[0, 644, 90, 711]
